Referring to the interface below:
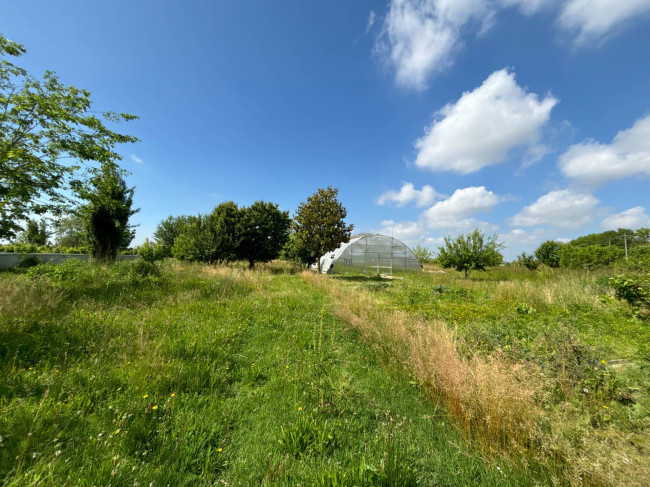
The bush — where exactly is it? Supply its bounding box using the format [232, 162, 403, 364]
[609, 274, 649, 307]
[518, 252, 539, 271]
[559, 245, 624, 269]
[534, 240, 564, 267]
[134, 238, 165, 263]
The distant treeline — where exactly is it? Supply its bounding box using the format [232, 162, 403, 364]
[519, 228, 650, 271]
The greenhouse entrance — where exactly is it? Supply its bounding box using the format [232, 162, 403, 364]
[317, 234, 421, 274]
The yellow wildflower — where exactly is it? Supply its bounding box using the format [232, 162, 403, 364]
[143, 394, 148, 399]
[152, 405, 158, 410]
[603, 405, 608, 409]
[298, 407, 303, 411]
[117, 387, 122, 392]
[115, 429, 120, 435]
[171, 393, 176, 397]
[218, 448, 223, 452]
[28, 367, 33, 370]
[601, 360, 607, 364]
[285, 365, 289, 369]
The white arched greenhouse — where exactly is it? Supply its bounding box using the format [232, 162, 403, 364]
[317, 234, 422, 274]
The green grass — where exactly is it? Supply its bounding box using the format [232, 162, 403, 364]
[0, 261, 533, 486]
[324, 265, 650, 485]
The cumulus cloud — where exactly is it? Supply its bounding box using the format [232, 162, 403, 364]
[510, 189, 599, 228]
[499, 228, 547, 245]
[422, 186, 502, 229]
[414, 69, 557, 174]
[375, 185, 504, 247]
[557, 0, 650, 45]
[601, 206, 650, 230]
[377, 183, 440, 207]
[559, 116, 650, 185]
[130, 154, 143, 164]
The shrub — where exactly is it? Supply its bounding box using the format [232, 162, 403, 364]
[534, 240, 564, 267]
[609, 274, 649, 307]
[518, 252, 539, 271]
[559, 244, 624, 269]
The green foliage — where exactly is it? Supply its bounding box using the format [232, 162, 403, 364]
[518, 252, 539, 271]
[53, 214, 86, 248]
[292, 187, 353, 271]
[171, 215, 218, 263]
[154, 215, 194, 257]
[411, 244, 434, 264]
[279, 414, 335, 457]
[79, 164, 139, 261]
[20, 218, 49, 245]
[534, 240, 564, 267]
[570, 228, 647, 250]
[134, 238, 165, 263]
[236, 200, 290, 268]
[559, 244, 624, 270]
[210, 201, 240, 263]
[0, 33, 138, 239]
[609, 274, 649, 307]
[437, 229, 504, 277]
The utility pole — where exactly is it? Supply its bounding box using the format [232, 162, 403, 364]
[624, 234, 628, 259]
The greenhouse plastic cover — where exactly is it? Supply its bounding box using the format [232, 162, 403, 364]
[317, 234, 421, 274]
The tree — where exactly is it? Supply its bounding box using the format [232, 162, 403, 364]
[22, 218, 49, 246]
[0, 34, 138, 239]
[170, 203, 240, 264]
[53, 214, 86, 248]
[292, 187, 353, 272]
[412, 244, 434, 264]
[534, 240, 564, 268]
[558, 244, 624, 270]
[237, 201, 290, 269]
[153, 215, 193, 257]
[79, 165, 138, 261]
[437, 229, 503, 277]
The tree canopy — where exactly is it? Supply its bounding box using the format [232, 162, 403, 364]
[292, 187, 353, 271]
[0, 33, 138, 239]
[437, 229, 503, 277]
[236, 201, 290, 268]
[79, 165, 138, 261]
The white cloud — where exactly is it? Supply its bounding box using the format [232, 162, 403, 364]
[375, 185, 503, 247]
[374, 1, 556, 90]
[414, 69, 557, 174]
[559, 116, 650, 185]
[366, 10, 376, 33]
[510, 189, 599, 228]
[601, 206, 650, 230]
[130, 154, 143, 164]
[499, 228, 547, 245]
[377, 183, 440, 207]
[558, 0, 650, 45]
[422, 186, 502, 229]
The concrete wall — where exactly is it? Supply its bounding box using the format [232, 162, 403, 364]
[0, 253, 139, 269]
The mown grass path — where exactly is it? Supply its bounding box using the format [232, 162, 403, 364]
[0, 262, 529, 486]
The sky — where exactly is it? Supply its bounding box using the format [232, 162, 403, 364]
[2, 0, 650, 260]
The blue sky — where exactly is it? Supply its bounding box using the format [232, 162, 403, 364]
[3, 0, 650, 259]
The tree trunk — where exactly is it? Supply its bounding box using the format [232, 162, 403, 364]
[249, 258, 255, 269]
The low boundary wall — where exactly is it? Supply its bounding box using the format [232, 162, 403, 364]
[0, 253, 139, 269]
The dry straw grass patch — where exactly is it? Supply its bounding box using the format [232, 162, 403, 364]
[302, 271, 650, 487]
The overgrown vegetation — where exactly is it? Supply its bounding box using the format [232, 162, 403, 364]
[0, 260, 530, 486]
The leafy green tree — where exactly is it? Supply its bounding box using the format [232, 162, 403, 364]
[0, 34, 137, 239]
[569, 228, 645, 250]
[53, 215, 86, 248]
[135, 238, 165, 263]
[79, 165, 138, 261]
[237, 201, 290, 269]
[559, 244, 624, 270]
[292, 187, 353, 272]
[534, 240, 564, 268]
[437, 229, 503, 278]
[22, 218, 49, 246]
[210, 201, 241, 263]
[153, 215, 193, 257]
[412, 244, 434, 264]
[171, 215, 217, 263]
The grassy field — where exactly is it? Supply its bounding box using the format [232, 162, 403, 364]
[0, 260, 647, 486]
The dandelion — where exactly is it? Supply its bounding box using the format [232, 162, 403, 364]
[117, 387, 122, 392]
[603, 405, 608, 409]
[298, 406, 303, 411]
[285, 365, 289, 369]
[601, 360, 607, 364]
[115, 429, 121, 435]
[28, 367, 33, 370]
[152, 405, 158, 410]
[143, 394, 148, 399]
[171, 393, 176, 397]
[217, 448, 223, 452]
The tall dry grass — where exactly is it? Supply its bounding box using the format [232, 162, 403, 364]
[303, 271, 650, 486]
